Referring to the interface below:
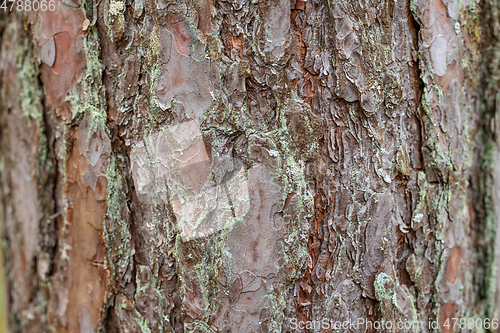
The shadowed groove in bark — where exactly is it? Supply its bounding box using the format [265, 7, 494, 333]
[475, 0, 500, 318]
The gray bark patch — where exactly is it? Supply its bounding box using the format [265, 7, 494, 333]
[430, 36, 448, 77]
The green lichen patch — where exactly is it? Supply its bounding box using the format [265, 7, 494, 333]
[66, 27, 107, 134]
[17, 44, 43, 123]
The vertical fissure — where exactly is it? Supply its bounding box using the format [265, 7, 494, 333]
[474, 0, 500, 317]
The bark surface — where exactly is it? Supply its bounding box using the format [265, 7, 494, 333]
[0, 0, 499, 331]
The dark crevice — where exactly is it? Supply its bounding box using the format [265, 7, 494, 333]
[408, 0, 425, 170]
[472, 0, 500, 316]
[39, 70, 59, 279]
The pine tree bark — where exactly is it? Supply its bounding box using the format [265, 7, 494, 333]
[0, 0, 499, 331]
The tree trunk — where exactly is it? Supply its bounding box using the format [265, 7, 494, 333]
[0, 0, 499, 331]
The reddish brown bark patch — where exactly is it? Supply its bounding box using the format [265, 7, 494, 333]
[194, 0, 213, 36]
[166, 14, 193, 56]
[445, 246, 461, 285]
[440, 302, 456, 333]
[64, 131, 109, 333]
[37, 7, 87, 120]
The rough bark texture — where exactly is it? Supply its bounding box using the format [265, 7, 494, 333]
[0, 0, 499, 331]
